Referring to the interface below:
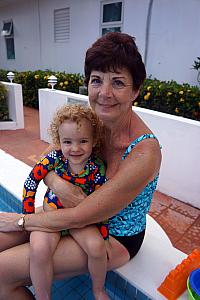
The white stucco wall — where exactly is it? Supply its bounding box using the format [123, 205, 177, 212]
[37, 0, 101, 73]
[146, 0, 200, 86]
[0, 0, 41, 70]
[39, 88, 88, 142]
[0, 0, 199, 86]
[134, 106, 200, 209]
[39, 89, 200, 209]
[0, 81, 24, 130]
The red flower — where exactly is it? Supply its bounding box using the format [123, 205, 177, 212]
[62, 174, 71, 181]
[99, 225, 109, 239]
[23, 197, 35, 213]
[32, 164, 48, 180]
[56, 198, 63, 208]
[74, 178, 86, 185]
[88, 173, 94, 181]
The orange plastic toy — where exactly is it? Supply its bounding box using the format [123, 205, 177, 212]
[158, 249, 200, 300]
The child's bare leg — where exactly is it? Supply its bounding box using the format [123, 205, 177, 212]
[30, 230, 60, 300]
[70, 225, 110, 300]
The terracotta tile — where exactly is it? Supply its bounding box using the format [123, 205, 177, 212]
[149, 205, 166, 219]
[155, 208, 196, 245]
[174, 216, 200, 254]
[169, 198, 200, 220]
[153, 191, 174, 207]
[149, 191, 173, 218]
[175, 237, 200, 255]
[0, 107, 48, 167]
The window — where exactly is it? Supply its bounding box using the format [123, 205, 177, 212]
[54, 8, 70, 42]
[5, 38, 15, 59]
[2, 21, 13, 36]
[100, 1, 123, 36]
[1, 20, 15, 59]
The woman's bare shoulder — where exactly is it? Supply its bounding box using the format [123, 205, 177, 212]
[122, 133, 161, 182]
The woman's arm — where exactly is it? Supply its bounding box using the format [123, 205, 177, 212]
[44, 172, 86, 208]
[4, 138, 160, 232]
[72, 138, 161, 226]
[0, 139, 161, 233]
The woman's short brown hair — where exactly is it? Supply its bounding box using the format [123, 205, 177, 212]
[49, 104, 103, 155]
[84, 32, 146, 90]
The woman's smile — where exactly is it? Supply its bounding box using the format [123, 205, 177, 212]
[88, 69, 137, 124]
[96, 102, 119, 108]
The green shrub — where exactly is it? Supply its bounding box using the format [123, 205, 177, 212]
[0, 69, 199, 121]
[0, 69, 84, 109]
[0, 82, 9, 121]
[0, 69, 10, 82]
[137, 78, 200, 121]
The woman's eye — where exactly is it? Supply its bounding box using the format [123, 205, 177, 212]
[90, 78, 102, 87]
[112, 79, 126, 89]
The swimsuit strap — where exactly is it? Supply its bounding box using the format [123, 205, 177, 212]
[122, 133, 159, 160]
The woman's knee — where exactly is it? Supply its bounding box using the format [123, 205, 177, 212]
[0, 284, 8, 300]
[0, 231, 28, 252]
[0, 254, 15, 294]
[0, 256, 7, 281]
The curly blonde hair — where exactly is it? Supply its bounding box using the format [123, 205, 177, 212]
[49, 104, 103, 155]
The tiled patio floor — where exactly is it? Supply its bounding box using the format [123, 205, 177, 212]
[0, 106, 199, 254]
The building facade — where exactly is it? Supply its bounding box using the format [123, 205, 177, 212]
[0, 0, 199, 86]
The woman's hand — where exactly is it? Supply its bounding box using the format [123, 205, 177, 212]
[0, 212, 21, 232]
[44, 171, 87, 208]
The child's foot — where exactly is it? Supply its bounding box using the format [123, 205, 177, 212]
[94, 289, 110, 300]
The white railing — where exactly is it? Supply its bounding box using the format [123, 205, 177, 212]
[39, 88, 88, 142]
[0, 82, 24, 130]
[39, 88, 200, 209]
[134, 107, 200, 209]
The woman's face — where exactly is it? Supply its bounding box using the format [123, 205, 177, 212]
[88, 68, 139, 124]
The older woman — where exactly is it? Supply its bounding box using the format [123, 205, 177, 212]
[0, 32, 161, 299]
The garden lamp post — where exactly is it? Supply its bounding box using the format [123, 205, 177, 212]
[7, 71, 15, 83]
[48, 75, 57, 90]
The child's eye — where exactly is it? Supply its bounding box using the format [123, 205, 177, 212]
[63, 140, 71, 144]
[81, 139, 88, 144]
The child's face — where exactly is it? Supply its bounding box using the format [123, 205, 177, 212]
[58, 118, 95, 172]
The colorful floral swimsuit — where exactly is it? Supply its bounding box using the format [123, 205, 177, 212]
[22, 150, 109, 239]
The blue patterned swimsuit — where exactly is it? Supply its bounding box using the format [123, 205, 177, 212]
[109, 134, 160, 258]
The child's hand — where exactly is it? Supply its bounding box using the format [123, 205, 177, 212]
[105, 240, 112, 260]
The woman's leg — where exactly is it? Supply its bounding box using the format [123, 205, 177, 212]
[70, 226, 110, 300]
[0, 235, 130, 300]
[0, 231, 29, 252]
[30, 231, 60, 300]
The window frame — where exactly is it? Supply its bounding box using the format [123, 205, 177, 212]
[2, 20, 15, 60]
[100, 0, 123, 36]
[54, 7, 70, 43]
[2, 21, 13, 36]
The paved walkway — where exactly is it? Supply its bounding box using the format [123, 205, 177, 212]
[0, 106, 199, 254]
